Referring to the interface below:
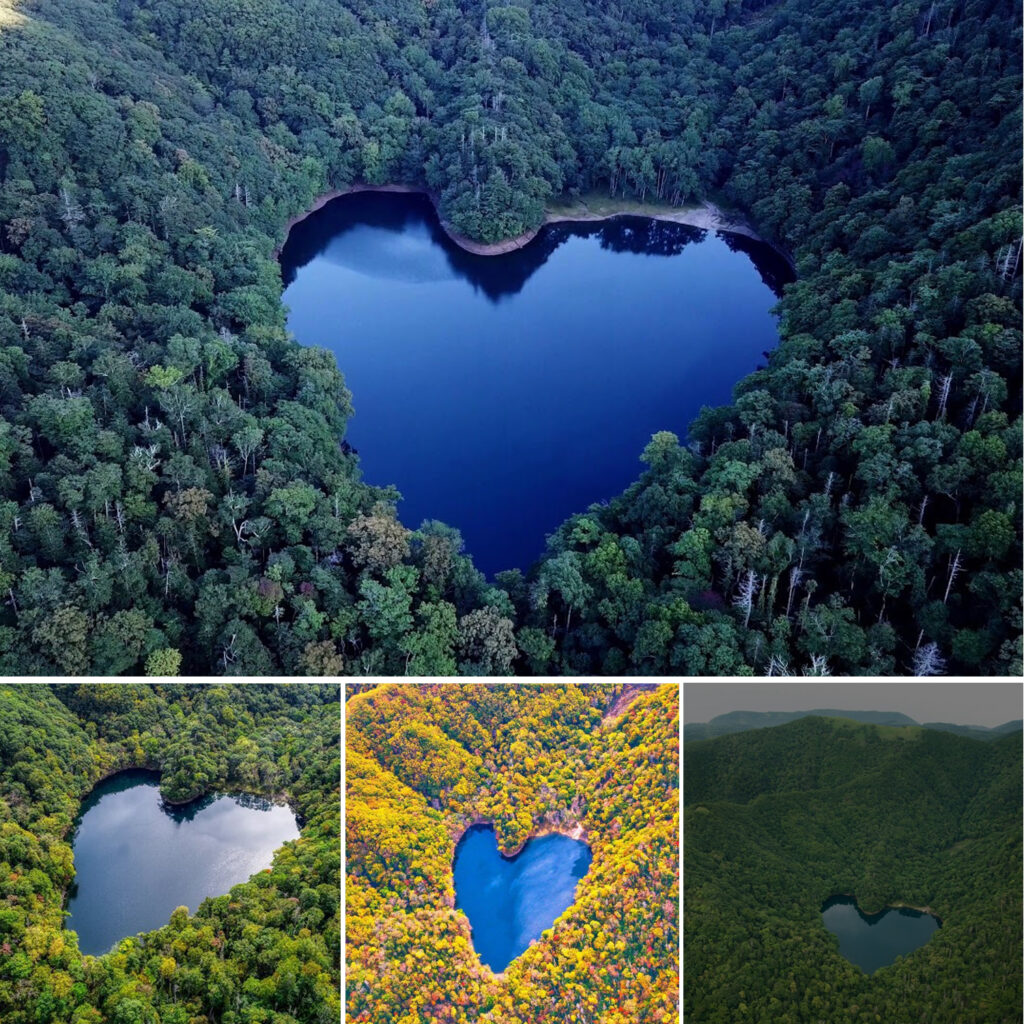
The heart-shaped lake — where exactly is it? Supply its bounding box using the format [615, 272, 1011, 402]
[453, 823, 592, 972]
[821, 895, 941, 974]
[66, 770, 300, 955]
[280, 191, 792, 576]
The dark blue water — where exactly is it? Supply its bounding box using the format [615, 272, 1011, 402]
[453, 823, 592, 972]
[66, 771, 300, 955]
[821, 896, 941, 973]
[280, 192, 791, 575]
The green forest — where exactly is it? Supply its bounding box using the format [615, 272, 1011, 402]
[346, 682, 678, 1023]
[0, 0, 1019, 674]
[685, 716, 1022, 1022]
[0, 683, 340, 1023]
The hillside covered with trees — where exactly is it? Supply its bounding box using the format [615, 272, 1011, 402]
[685, 717, 1022, 1022]
[0, 0, 1019, 674]
[346, 682, 679, 1023]
[0, 683, 340, 1024]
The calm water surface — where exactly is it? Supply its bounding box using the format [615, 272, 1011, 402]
[821, 895, 941, 973]
[66, 771, 299, 955]
[453, 824, 591, 972]
[280, 192, 792, 575]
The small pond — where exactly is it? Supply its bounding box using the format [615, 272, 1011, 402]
[66, 770, 300, 955]
[453, 823, 592, 972]
[821, 895, 941, 974]
[280, 191, 792, 576]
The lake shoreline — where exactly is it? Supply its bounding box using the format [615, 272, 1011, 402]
[823, 892, 943, 924]
[69, 766, 302, 838]
[276, 182, 784, 262]
[65, 772, 301, 955]
[449, 816, 592, 981]
[451, 816, 590, 859]
[279, 190, 791, 574]
[78, 764, 295, 815]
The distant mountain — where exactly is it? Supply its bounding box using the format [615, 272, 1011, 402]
[684, 709, 1022, 742]
[920, 719, 1023, 739]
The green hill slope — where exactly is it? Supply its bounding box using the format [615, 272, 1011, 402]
[685, 718, 1022, 1022]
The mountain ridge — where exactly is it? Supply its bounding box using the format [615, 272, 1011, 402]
[684, 708, 1022, 742]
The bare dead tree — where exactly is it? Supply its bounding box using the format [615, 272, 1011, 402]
[785, 564, 804, 618]
[912, 642, 946, 677]
[805, 653, 831, 676]
[60, 187, 84, 230]
[221, 633, 238, 670]
[997, 239, 1021, 282]
[936, 373, 952, 419]
[733, 569, 759, 628]
[943, 549, 963, 604]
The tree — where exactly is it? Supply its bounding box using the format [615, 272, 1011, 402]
[31, 605, 91, 674]
[858, 76, 884, 121]
[145, 649, 183, 676]
[405, 602, 458, 676]
[862, 135, 895, 178]
[347, 505, 410, 574]
[458, 608, 517, 675]
[912, 642, 946, 676]
[733, 569, 759, 628]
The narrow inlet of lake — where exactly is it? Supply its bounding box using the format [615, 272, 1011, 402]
[280, 192, 792, 575]
[66, 770, 299, 955]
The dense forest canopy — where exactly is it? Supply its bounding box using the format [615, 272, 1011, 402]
[685, 716, 1022, 1022]
[346, 682, 679, 1023]
[0, 683, 340, 1023]
[0, 0, 1019, 674]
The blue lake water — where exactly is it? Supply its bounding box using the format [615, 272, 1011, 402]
[66, 770, 300, 955]
[821, 895, 941, 974]
[452, 823, 592, 972]
[280, 192, 791, 575]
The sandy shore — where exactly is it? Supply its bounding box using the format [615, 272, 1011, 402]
[276, 183, 769, 259]
[545, 199, 763, 241]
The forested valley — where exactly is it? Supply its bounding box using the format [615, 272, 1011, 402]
[0, 0, 1019, 674]
[0, 683, 340, 1023]
[346, 682, 679, 1022]
[685, 716, 1022, 1021]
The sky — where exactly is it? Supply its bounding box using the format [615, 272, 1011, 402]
[683, 682, 1023, 727]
